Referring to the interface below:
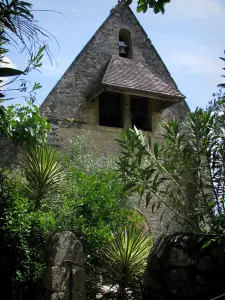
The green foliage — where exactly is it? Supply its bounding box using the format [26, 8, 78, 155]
[60, 168, 129, 245]
[57, 167, 132, 294]
[0, 1, 54, 146]
[209, 90, 225, 134]
[3, 197, 46, 282]
[0, 0, 55, 68]
[0, 170, 54, 298]
[117, 104, 225, 234]
[1, 43, 46, 83]
[0, 0, 52, 96]
[56, 136, 133, 300]
[0, 1, 33, 34]
[60, 134, 131, 248]
[101, 223, 153, 300]
[21, 145, 65, 211]
[0, 100, 50, 145]
[0, 67, 23, 77]
[0, 128, 133, 298]
[125, 0, 170, 14]
[218, 52, 225, 88]
[0, 25, 50, 146]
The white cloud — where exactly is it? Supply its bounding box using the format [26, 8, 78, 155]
[42, 64, 58, 71]
[71, 8, 78, 13]
[0, 56, 16, 69]
[41, 55, 73, 77]
[0, 57, 17, 87]
[138, 0, 225, 29]
[166, 0, 225, 20]
[41, 64, 59, 77]
[37, 1, 78, 14]
[165, 44, 224, 81]
[136, 0, 225, 82]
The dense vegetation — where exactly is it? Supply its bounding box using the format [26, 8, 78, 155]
[1, 1, 225, 300]
[117, 91, 225, 240]
[0, 131, 136, 299]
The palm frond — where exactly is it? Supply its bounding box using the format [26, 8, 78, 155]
[101, 223, 153, 289]
[0, 0, 57, 64]
[21, 145, 65, 210]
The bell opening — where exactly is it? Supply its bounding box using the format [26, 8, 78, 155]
[119, 40, 128, 58]
[119, 29, 132, 59]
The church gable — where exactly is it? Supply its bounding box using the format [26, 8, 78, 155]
[41, 1, 184, 123]
[39, 1, 189, 234]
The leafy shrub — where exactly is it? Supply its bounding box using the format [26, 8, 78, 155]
[117, 105, 225, 234]
[0, 170, 55, 299]
[0, 101, 50, 145]
[55, 167, 133, 299]
[52, 134, 136, 299]
[0, 129, 147, 300]
[101, 223, 153, 300]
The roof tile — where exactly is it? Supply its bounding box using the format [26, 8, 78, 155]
[102, 56, 184, 98]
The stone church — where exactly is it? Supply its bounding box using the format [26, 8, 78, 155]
[41, 0, 189, 233]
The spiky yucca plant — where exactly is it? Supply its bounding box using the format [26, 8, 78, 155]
[101, 223, 153, 300]
[21, 145, 65, 211]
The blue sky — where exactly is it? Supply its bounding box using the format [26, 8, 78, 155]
[5, 0, 225, 111]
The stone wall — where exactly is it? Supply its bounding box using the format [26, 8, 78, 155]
[161, 100, 190, 123]
[41, 232, 86, 300]
[0, 136, 21, 169]
[144, 234, 225, 300]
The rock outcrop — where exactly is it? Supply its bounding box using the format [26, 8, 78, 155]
[144, 234, 225, 300]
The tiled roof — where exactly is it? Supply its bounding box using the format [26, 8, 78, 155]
[102, 56, 184, 98]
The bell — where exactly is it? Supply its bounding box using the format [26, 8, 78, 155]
[119, 46, 127, 57]
[119, 41, 128, 58]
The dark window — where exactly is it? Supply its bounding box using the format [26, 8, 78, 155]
[99, 92, 123, 128]
[131, 96, 151, 131]
[119, 29, 132, 59]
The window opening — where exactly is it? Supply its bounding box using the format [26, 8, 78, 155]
[131, 96, 151, 131]
[99, 92, 123, 128]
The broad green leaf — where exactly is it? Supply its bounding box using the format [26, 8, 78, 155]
[202, 240, 212, 248]
[0, 67, 24, 77]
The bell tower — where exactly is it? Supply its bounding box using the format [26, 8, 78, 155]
[41, 0, 187, 146]
[41, 0, 188, 233]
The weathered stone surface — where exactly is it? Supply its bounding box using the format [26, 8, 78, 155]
[41, 232, 86, 300]
[196, 256, 212, 271]
[51, 231, 85, 266]
[51, 267, 70, 299]
[169, 248, 197, 267]
[144, 234, 225, 300]
[167, 268, 188, 285]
